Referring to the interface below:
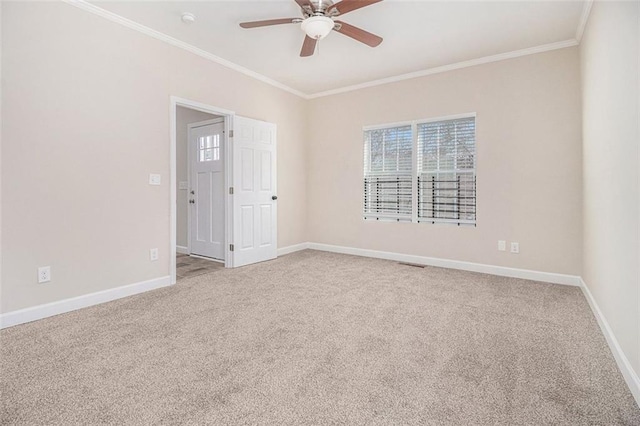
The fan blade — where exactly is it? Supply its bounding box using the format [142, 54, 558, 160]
[239, 18, 298, 29]
[327, 0, 382, 16]
[334, 21, 382, 47]
[300, 36, 317, 57]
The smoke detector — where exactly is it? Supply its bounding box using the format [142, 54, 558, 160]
[181, 13, 196, 24]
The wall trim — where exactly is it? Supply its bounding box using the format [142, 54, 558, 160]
[176, 245, 189, 255]
[307, 242, 581, 286]
[306, 39, 579, 99]
[278, 243, 310, 256]
[0, 276, 171, 329]
[576, 0, 594, 42]
[580, 278, 640, 404]
[5, 246, 637, 407]
[62, 0, 307, 99]
[62, 0, 580, 101]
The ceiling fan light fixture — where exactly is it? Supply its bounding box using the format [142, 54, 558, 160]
[301, 16, 334, 40]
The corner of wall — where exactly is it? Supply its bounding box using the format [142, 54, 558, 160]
[578, 0, 640, 403]
[302, 95, 313, 244]
[0, 0, 4, 313]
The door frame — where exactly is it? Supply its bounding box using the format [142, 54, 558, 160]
[170, 96, 235, 285]
[186, 117, 225, 259]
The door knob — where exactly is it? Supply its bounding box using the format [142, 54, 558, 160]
[272, 195, 278, 200]
[189, 199, 195, 204]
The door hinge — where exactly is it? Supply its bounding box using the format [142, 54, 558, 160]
[229, 187, 234, 195]
[229, 130, 234, 138]
[229, 244, 234, 252]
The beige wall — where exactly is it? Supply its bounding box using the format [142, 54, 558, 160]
[580, 1, 640, 373]
[307, 48, 583, 275]
[175, 107, 219, 249]
[1, 2, 308, 313]
[0, 2, 594, 320]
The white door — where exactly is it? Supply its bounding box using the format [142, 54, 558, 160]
[189, 119, 225, 260]
[232, 116, 277, 267]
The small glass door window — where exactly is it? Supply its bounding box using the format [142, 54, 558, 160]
[199, 135, 220, 162]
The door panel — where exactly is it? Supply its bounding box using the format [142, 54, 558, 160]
[211, 173, 224, 245]
[241, 206, 254, 249]
[232, 116, 277, 267]
[195, 172, 211, 243]
[260, 204, 272, 246]
[189, 120, 225, 260]
[260, 152, 272, 191]
[241, 148, 254, 191]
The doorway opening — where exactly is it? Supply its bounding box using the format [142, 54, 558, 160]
[179, 111, 225, 279]
[170, 97, 279, 285]
[170, 98, 235, 284]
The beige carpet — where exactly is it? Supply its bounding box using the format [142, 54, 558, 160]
[1, 250, 638, 425]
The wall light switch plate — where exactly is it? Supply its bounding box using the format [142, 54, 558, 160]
[510, 242, 520, 254]
[149, 174, 161, 185]
[150, 248, 159, 261]
[38, 266, 51, 283]
[498, 240, 506, 251]
[179, 181, 188, 190]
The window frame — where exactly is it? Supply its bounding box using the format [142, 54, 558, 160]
[363, 112, 477, 225]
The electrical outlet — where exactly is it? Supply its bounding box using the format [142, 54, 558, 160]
[510, 242, 520, 254]
[498, 240, 506, 251]
[38, 266, 51, 283]
[149, 248, 159, 261]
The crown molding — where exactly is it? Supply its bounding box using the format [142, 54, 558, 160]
[62, 0, 308, 99]
[576, 0, 594, 42]
[63, 0, 581, 101]
[306, 39, 579, 99]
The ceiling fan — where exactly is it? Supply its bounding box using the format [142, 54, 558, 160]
[239, 0, 383, 57]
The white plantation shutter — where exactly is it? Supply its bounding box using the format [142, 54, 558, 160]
[363, 125, 413, 221]
[417, 116, 476, 224]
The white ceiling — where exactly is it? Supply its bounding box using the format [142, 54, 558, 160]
[91, 1, 586, 96]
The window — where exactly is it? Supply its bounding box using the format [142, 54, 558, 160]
[417, 117, 476, 224]
[199, 135, 220, 162]
[363, 125, 413, 220]
[363, 114, 476, 225]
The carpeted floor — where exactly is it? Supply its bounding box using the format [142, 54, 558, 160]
[1, 250, 639, 425]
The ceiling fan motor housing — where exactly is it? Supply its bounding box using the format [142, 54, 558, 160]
[301, 16, 335, 40]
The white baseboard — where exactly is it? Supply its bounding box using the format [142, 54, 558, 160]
[307, 242, 581, 286]
[277, 242, 310, 256]
[580, 278, 640, 404]
[176, 245, 189, 254]
[4, 245, 636, 407]
[0, 276, 171, 329]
